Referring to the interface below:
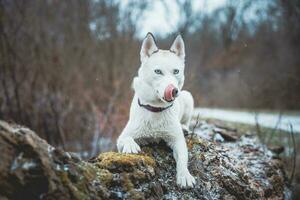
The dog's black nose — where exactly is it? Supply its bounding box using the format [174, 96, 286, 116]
[172, 88, 179, 98]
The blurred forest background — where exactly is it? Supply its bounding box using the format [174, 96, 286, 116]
[0, 0, 299, 156]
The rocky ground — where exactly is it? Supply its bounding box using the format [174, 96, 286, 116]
[0, 120, 291, 199]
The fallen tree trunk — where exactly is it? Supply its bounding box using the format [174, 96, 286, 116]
[0, 120, 290, 199]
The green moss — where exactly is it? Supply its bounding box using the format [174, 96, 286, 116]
[77, 162, 96, 179]
[57, 170, 88, 200]
[121, 172, 134, 190]
[131, 169, 146, 181]
[93, 151, 156, 197]
[97, 169, 113, 186]
[120, 172, 145, 200]
[187, 136, 209, 150]
[96, 152, 156, 170]
[76, 162, 99, 189]
[127, 189, 144, 200]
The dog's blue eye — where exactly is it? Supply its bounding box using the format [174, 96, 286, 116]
[154, 69, 163, 75]
[173, 69, 179, 74]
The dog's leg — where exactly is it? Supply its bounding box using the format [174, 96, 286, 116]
[167, 131, 196, 188]
[179, 90, 194, 134]
[181, 107, 192, 133]
[117, 123, 141, 154]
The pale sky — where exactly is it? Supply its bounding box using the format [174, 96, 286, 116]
[91, 0, 270, 39]
[136, 0, 227, 38]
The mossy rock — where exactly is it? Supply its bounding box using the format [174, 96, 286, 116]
[97, 169, 113, 186]
[96, 152, 156, 173]
[0, 120, 290, 200]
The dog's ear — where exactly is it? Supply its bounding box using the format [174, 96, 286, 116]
[170, 35, 185, 60]
[140, 32, 158, 62]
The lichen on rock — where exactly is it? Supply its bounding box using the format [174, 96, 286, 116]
[0, 120, 291, 200]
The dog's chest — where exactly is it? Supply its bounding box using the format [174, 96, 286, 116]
[134, 112, 177, 138]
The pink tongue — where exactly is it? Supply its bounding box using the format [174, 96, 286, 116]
[164, 84, 175, 102]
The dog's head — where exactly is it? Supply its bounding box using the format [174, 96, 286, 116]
[133, 33, 185, 105]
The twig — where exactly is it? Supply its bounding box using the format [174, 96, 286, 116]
[273, 111, 282, 133]
[254, 112, 261, 139]
[191, 113, 200, 139]
[289, 123, 296, 185]
[266, 111, 282, 143]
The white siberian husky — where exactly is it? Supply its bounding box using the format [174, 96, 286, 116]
[117, 33, 195, 188]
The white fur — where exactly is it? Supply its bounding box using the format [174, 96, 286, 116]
[117, 33, 196, 188]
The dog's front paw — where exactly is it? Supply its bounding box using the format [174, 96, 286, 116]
[176, 169, 196, 188]
[117, 138, 141, 154]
